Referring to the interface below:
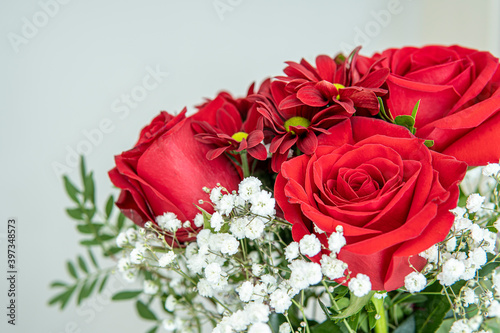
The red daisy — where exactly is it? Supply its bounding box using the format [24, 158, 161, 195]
[256, 48, 389, 172]
[191, 83, 268, 161]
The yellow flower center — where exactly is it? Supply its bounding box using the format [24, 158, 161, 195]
[231, 132, 249, 142]
[284, 117, 311, 134]
[333, 83, 345, 100]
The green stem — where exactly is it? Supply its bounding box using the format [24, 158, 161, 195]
[240, 151, 250, 178]
[371, 295, 388, 333]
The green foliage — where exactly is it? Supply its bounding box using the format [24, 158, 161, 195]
[393, 315, 415, 333]
[145, 326, 158, 333]
[394, 115, 416, 134]
[311, 320, 342, 332]
[61, 156, 130, 257]
[112, 290, 143, 301]
[50, 156, 134, 310]
[378, 97, 393, 122]
[136, 300, 158, 321]
[48, 252, 109, 309]
[378, 98, 422, 135]
[332, 292, 375, 320]
[414, 281, 454, 333]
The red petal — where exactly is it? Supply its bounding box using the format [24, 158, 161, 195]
[296, 86, 329, 107]
[297, 130, 318, 155]
[247, 144, 268, 160]
[316, 55, 337, 82]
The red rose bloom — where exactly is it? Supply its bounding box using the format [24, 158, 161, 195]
[258, 49, 389, 172]
[363, 45, 500, 166]
[275, 117, 467, 291]
[109, 109, 241, 244]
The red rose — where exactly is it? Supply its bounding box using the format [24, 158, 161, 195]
[365, 45, 500, 166]
[275, 117, 466, 291]
[109, 109, 241, 244]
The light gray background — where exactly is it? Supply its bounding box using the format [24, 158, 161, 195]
[1, 0, 499, 332]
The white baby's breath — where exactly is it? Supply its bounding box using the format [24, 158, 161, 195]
[466, 193, 485, 213]
[238, 177, 262, 201]
[158, 251, 176, 267]
[328, 231, 346, 254]
[348, 274, 371, 297]
[299, 234, 322, 257]
[404, 272, 427, 293]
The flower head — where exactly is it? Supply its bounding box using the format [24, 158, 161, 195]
[192, 83, 268, 161]
[257, 48, 389, 171]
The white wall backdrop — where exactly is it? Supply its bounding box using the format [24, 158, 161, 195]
[1, 0, 498, 332]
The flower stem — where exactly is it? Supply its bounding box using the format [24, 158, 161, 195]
[240, 151, 250, 178]
[371, 295, 388, 333]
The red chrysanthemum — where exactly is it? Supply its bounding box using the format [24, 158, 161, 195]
[191, 83, 268, 161]
[256, 49, 390, 172]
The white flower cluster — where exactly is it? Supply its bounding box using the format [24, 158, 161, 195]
[429, 197, 497, 288]
[110, 165, 500, 332]
[111, 177, 373, 332]
[408, 165, 500, 332]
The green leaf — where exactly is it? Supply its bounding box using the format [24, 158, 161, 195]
[394, 115, 416, 133]
[50, 281, 67, 288]
[63, 176, 81, 203]
[117, 213, 126, 231]
[60, 285, 77, 309]
[83, 172, 95, 204]
[411, 100, 421, 119]
[377, 97, 393, 122]
[136, 300, 157, 321]
[336, 297, 350, 311]
[80, 239, 100, 246]
[67, 261, 78, 279]
[146, 326, 158, 333]
[366, 301, 377, 330]
[105, 246, 122, 256]
[77, 280, 91, 305]
[88, 249, 99, 268]
[99, 234, 116, 241]
[415, 282, 451, 333]
[98, 275, 108, 293]
[77, 223, 103, 235]
[66, 208, 84, 220]
[394, 315, 416, 333]
[196, 206, 213, 230]
[79, 155, 87, 186]
[76, 224, 93, 234]
[87, 278, 98, 296]
[311, 320, 342, 333]
[344, 311, 360, 332]
[401, 294, 428, 304]
[479, 255, 500, 277]
[268, 313, 287, 332]
[48, 291, 67, 306]
[318, 298, 334, 320]
[49, 285, 76, 309]
[83, 207, 96, 219]
[332, 291, 375, 320]
[112, 290, 142, 300]
[105, 195, 114, 218]
[436, 318, 454, 333]
[424, 140, 435, 148]
[77, 256, 88, 274]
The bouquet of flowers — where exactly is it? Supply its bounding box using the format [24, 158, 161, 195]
[50, 45, 500, 333]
